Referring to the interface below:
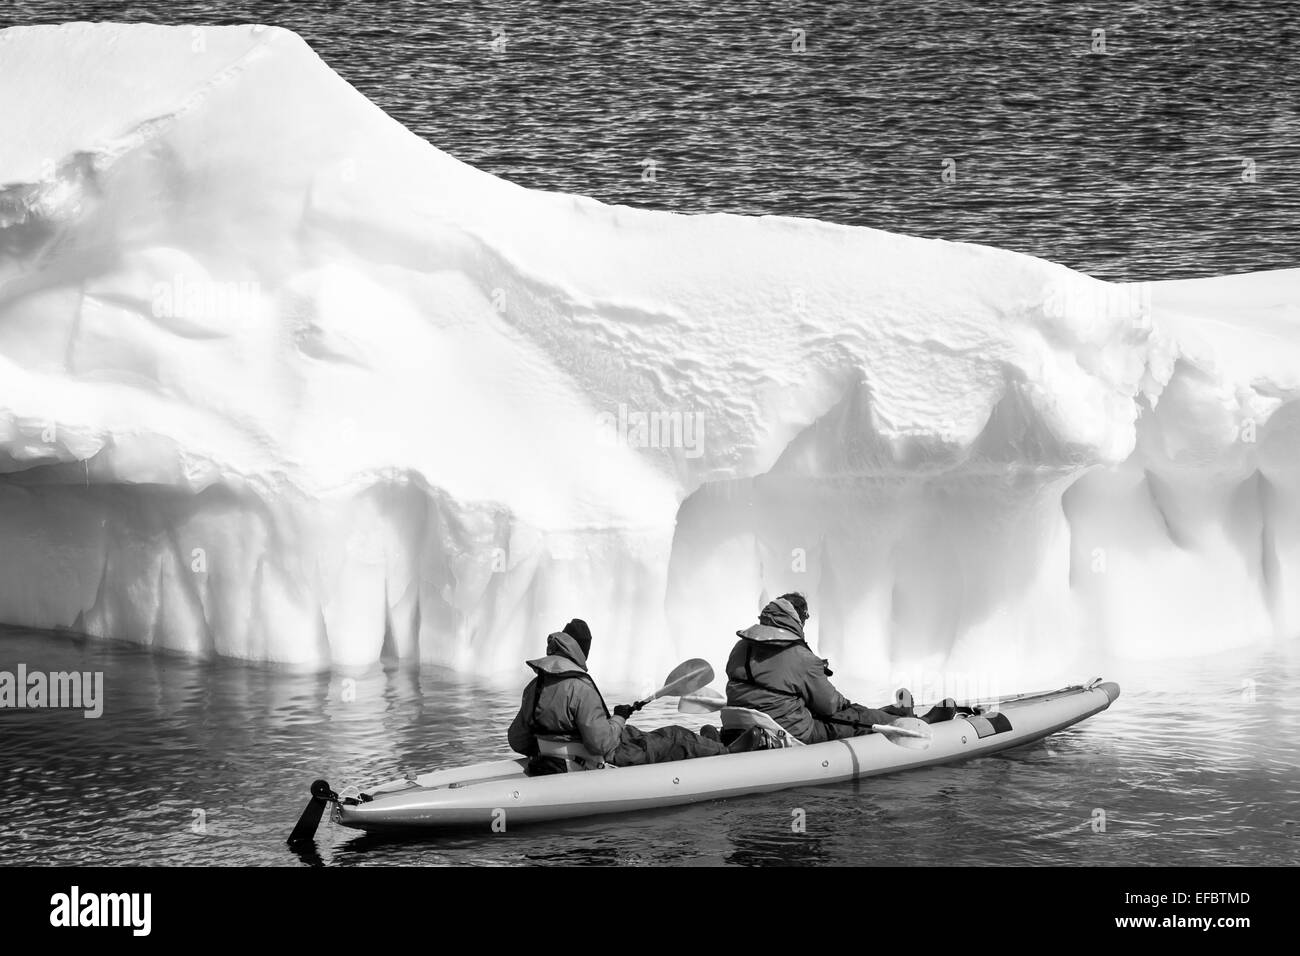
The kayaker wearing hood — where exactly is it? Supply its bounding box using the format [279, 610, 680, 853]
[509, 619, 763, 774]
[725, 594, 912, 744]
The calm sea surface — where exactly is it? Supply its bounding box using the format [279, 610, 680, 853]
[1, 630, 1297, 866]
[1, 0, 1297, 865]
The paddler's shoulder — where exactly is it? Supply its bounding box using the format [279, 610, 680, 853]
[526, 654, 590, 679]
[735, 623, 803, 645]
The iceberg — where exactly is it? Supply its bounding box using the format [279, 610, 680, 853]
[1, 23, 1296, 684]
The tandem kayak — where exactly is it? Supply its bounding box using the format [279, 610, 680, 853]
[291, 678, 1119, 839]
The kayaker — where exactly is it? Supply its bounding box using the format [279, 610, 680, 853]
[508, 619, 766, 774]
[725, 594, 949, 744]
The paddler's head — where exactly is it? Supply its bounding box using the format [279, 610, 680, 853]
[562, 618, 593, 658]
[777, 592, 810, 625]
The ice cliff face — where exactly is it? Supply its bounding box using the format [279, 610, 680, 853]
[1, 23, 1296, 685]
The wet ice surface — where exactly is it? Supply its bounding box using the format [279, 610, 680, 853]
[2, 629, 1296, 866]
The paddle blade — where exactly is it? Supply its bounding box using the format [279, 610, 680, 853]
[287, 796, 327, 846]
[870, 723, 929, 739]
[871, 719, 932, 750]
[654, 658, 715, 701]
[678, 686, 727, 714]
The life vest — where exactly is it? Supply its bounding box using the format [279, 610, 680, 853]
[521, 646, 613, 774]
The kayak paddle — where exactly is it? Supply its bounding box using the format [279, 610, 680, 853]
[631, 658, 714, 712]
[864, 722, 929, 739]
[678, 687, 931, 739]
[678, 686, 727, 714]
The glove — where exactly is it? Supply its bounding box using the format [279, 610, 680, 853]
[613, 704, 636, 720]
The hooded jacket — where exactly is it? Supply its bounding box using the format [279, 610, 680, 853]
[507, 632, 627, 762]
[724, 598, 851, 744]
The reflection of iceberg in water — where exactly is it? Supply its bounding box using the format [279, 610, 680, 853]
[0, 23, 1297, 684]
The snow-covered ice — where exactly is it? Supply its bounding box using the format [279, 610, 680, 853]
[1, 23, 1296, 686]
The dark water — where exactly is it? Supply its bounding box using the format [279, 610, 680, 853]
[1, 630, 1297, 866]
[5, 0, 1300, 281]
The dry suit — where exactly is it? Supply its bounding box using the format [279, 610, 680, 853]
[725, 598, 902, 744]
[508, 631, 726, 769]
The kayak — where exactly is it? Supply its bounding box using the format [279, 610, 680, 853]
[308, 678, 1119, 836]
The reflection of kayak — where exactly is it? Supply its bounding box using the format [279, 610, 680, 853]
[309, 680, 1119, 836]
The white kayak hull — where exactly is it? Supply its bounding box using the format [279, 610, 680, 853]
[334, 681, 1120, 833]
